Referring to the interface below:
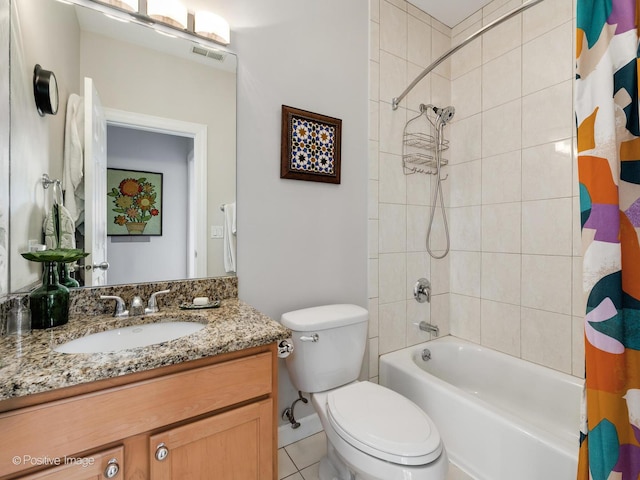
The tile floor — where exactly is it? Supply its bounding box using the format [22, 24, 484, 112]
[278, 431, 325, 480]
[278, 431, 473, 480]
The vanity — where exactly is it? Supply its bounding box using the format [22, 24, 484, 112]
[0, 278, 290, 480]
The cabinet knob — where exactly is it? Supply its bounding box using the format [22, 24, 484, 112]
[104, 458, 120, 478]
[155, 443, 169, 461]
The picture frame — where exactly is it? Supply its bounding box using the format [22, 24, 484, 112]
[106, 168, 163, 236]
[281, 105, 342, 184]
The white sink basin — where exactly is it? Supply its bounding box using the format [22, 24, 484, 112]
[54, 321, 205, 354]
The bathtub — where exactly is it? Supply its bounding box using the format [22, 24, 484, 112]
[379, 336, 581, 480]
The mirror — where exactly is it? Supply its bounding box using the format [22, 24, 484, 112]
[9, 0, 237, 292]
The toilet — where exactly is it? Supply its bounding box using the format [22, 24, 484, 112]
[281, 304, 448, 480]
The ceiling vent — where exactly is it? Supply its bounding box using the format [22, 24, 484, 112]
[191, 45, 226, 62]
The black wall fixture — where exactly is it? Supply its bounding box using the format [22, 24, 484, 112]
[33, 64, 58, 116]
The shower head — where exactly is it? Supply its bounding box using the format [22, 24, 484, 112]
[432, 106, 455, 125]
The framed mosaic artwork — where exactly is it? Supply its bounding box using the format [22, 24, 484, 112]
[281, 105, 342, 184]
[106, 168, 163, 236]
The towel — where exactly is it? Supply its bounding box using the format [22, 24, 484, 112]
[223, 202, 236, 273]
[43, 203, 76, 250]
[62, 94, 85, 231]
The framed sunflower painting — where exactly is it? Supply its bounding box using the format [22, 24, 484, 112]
[106, 168, 163, 236]
[281, 105, 342, 184]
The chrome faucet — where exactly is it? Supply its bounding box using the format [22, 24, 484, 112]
[100, 295, 129, 318]
[130, 296, 144, 316]
[145, 289, 171, 314]
[101, 290, 171, 317]
[419, 321, 439, 337]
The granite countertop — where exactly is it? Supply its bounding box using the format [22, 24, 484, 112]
[0, 299, 291, 401]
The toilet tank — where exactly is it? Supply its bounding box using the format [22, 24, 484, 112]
[281, 304, 368, 393]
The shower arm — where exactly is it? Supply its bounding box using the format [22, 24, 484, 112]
[391, 0, 545, 110]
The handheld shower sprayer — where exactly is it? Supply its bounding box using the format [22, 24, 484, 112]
[432, 106, 455, 125]
[417, 104, 456, 125]
[412, 103, 455, 259]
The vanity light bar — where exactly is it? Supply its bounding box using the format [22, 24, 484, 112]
[103, 0, 138, 12]
[147, 0, 188, 30]
[194, 11, 230, 45]
[60, 0, 231, 48]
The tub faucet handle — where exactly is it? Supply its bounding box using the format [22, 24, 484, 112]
[414, 278, 431, 303]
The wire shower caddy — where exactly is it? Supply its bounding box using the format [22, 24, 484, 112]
[402, 104, 449, 175]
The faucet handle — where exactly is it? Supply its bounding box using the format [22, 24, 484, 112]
[100, 295, 129, 318]
[145, 289, 171, 314]
[414, 278, 431, 303]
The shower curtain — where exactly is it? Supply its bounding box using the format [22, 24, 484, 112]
[576, 0, 640, 479]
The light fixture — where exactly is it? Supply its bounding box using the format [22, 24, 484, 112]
[71, 0, 231, 48]
[147, 0, 188, 30]
[103, 0, 138, 12]
[195, 11, 230, 46]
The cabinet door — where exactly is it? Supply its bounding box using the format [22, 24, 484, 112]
[16, 446, 123, 480]
[150, 399, 273, 480]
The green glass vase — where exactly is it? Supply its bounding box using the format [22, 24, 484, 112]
[30, 261, 70, 329]
[59, 263, 80, 288]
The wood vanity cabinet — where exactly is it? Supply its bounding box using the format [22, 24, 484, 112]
[12, 447, 124, 480]
[0, 344, 278, 480]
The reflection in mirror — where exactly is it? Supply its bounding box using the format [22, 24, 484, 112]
[9, 0, 237, 292]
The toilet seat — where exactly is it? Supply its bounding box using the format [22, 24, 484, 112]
[326, 381, 442, 466]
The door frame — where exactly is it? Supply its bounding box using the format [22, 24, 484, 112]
[103, 108, 208, 278]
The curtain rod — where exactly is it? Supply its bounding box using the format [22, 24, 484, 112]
[391, 0, 545, 110]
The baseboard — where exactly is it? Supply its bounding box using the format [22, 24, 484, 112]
[277, 412, 323, 448]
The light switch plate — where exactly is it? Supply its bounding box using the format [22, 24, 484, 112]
[211, 226, 224, 239]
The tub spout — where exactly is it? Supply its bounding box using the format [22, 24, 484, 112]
[419, 321, 439, 336]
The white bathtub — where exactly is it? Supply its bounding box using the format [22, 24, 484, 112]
[379, 336, 582, 480]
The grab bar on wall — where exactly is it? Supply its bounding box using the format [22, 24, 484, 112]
[391, 0, 545, 110]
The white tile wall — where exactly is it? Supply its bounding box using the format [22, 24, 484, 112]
[482, 48, 522, 110]
[521, 140, 573, 201]
[369, 0, 581, 380]
[449, 113, 482, 164]
[480, 299, 521, 356]
[522, 198, 573, 256]
[522, 21, 573, 95]
[368, 0, 453, 383]
[481, 253, 521, 304]
[481, 99, 522, 157]
[482, 151, 521, 204]
[522, 80, 574, 148]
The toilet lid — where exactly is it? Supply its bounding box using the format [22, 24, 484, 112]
[326, 382, 442, 466]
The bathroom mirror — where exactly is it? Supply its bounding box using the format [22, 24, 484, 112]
[8, 0, 237, 292]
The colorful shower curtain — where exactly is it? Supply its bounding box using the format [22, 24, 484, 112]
[576, 0, 640, 479]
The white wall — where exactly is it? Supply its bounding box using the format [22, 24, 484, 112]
[229, 0, 370, 423]
[0, 0, 9, 296]
[106, 126, 190, 285]
[9, 0, 80, 290]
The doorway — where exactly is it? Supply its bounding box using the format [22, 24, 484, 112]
[104, 108, 208, 283]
